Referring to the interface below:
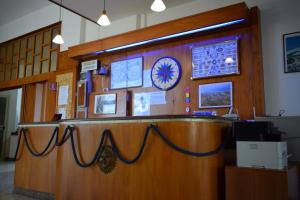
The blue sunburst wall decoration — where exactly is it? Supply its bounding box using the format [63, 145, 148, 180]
[151, 56, 182, 91]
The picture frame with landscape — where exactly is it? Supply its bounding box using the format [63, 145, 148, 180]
[198, 82, 233, 108]
[283, 31, 300, 73]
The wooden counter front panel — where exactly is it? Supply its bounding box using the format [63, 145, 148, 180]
[14, 126, 57, 194]
[56, 121, 228, 200]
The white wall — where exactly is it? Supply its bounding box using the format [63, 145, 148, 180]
[0, 0, 299, 117]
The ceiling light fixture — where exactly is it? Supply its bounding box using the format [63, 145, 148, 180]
[151, 0, 166, 12]
[52, 0, 64, 44]
[97, 0, 111, 26]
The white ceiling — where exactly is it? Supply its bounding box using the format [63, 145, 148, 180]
[50, 0, 197, 23]
[0, 0, 196, 26]
[0, 0, 51, 26]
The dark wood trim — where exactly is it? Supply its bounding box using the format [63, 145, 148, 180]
[0, 71, 56, 91]
[48, 0, 99, 25]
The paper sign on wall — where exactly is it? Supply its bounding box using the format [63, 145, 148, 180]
[150, 91, 166, 105]
[143, 69, 153, 88]
[133, 93, 151, 116]
[58, 85, 69, 106]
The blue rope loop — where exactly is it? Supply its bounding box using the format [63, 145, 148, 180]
[14, 124, 228, 168]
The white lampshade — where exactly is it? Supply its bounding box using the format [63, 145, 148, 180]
[97, 10, 111, 26]
[52, 34, 64, 44]
[151, 0, 166, 12]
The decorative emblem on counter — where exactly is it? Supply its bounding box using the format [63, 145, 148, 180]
[97, 145, 117, 174]
[151, 56, 182, 91]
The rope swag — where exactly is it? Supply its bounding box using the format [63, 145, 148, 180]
[14, 124, 228, 168]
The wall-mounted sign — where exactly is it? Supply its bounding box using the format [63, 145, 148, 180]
[81, 59, 98, 72]
[151, 56, 182, 91]
[192, 39, 240, 79]
[110, 57, 143, 89]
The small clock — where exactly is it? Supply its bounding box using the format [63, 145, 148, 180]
[151, 56, 182, 91]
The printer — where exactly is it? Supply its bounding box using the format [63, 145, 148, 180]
[233, 121, 287, 170]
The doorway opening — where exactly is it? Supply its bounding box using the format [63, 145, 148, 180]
[0, 88, 22, 160]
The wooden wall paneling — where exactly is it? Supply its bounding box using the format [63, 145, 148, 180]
[0, 71, 56, 91]
[55, 120, 229, 200]
[20, 84, 36, 123]
[68, 3, 250, 58]
[0, 23, 61, 87]
[57, 50, 78, 72]
[14, 126, 58, 195]
[42, 82, 57, 122]
[249, 7, 265, 116]
[225, 166, 299, 200]
[84, 24, 260, 119]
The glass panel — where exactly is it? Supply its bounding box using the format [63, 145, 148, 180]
[43, 30, 51, 44]
[20, 39, 27, 59]
[42, 46, 50, 59]
[18, 59, 25, 78]
[41, 60, 49, 73]
[0, 63, 4, 71]
[26, 51, 33, 63]
[27, 36, 34, 49]
[13, 41, 20, 54]
[13, 55, 18, 64]
[51, 28, 60, 49]
[35, 33, 43, 53]
[25, 64, 32, 77]
[11, 67, 17, 80]
[33, 56, 41, 75]
[5, 65, 11, 80]
[6, 44, 13, 62]
[50, 51, 57, 71]
[0, 72, 4, 81]
[0, 47, 5, 59]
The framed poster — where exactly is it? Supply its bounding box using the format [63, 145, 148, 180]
[283, 31, 300, 73]
[110, 57, 143, 89]
[133, 93, 151, 116]
[94, 94, 117, 114]
[199, 82, 233, 108]
[192, 39, 240, 79]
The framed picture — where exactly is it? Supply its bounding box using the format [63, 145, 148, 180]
[199, 82, 233, 108]
[192, 39, 240, 79]
[110, 57, 143, 89]
[283, 31, 300, 73]
[94, 94, 117, 114]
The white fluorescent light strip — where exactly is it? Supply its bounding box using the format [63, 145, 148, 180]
[102, 19, 245, 53]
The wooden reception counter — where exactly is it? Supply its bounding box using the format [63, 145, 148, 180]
[15, 116, 231, 200]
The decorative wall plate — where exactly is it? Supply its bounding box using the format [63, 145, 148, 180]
[97, 145, 117, 174]
[151, 56, 182, 91]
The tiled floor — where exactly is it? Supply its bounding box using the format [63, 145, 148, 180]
[0, 161, 37, 200]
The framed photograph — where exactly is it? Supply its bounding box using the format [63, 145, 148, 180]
[283, 31, 300, 73]
[110, 57, 143, 89]
[192, 39, 240, 79]
[199, 82, 233, 108]
[94, 94, 117, 114]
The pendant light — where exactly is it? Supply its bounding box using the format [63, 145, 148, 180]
[97, 0, 111, 26]
[53, 0, 64, 44]
[151, 0, 166, 12]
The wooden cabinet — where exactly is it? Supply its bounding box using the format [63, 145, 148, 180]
[226, 166, 299, 200]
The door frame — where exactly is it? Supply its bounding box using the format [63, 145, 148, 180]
[0, 94, 10, 159]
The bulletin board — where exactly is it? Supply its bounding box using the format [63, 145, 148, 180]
[56, 72, 74, 119]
